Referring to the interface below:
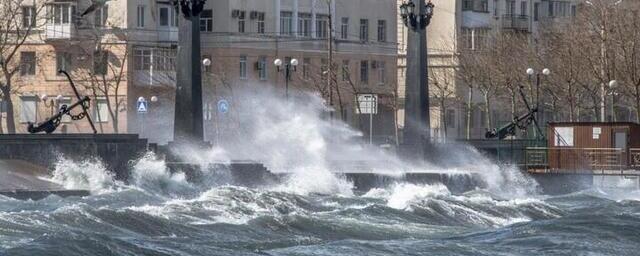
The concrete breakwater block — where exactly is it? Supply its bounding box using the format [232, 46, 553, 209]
[340, 172, 483, 193]
[166, 161, 280, 187]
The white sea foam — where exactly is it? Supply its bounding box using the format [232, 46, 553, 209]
[129, 152, 192, 196]
[49, 158, 119, 193]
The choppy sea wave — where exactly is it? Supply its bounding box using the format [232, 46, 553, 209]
[1, 156, 639, 256]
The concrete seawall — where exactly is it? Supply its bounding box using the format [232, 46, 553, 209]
[0, 134, 148, 181]
[0, 134, 148, 199]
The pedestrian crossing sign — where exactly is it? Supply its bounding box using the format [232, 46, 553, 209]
[137, 101, 148, 113]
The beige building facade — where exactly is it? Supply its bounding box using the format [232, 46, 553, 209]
[4, 0, 398, 145]
[397, 0, 579, 140]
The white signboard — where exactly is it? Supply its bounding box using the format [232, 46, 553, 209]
[355, 94, 378, 115]
[593, 127, 602, 139]
[555, 127, 574, 147]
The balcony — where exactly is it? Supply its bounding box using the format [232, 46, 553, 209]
[134, 70, 176, 87]
[158, 27, 178, 42]
[44, 3, 78, 41]
[44, 23, 76, 41]
[501, 15, 529, 31]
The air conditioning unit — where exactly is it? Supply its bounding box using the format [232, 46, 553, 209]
[371, 61, 378, 69]
[231, 10, 240, 18]
[250, 11, 259, 20]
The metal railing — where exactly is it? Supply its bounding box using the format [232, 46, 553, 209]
[629, 149, 640, 168]
[502, 14, 529, 31]
[525, 147, 627, 171]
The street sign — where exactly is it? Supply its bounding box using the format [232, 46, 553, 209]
[355, 94, 378, 115]
[217, 99, 229, 114]
[137, 99, 148, 113]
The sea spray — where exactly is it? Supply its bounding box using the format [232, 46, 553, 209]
[129, 152, 193, 196]
[49, 157, 120, 193]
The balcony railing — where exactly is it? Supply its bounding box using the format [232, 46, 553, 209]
[158, 27, 178, 42]
[44, 23, 76, 40]
[501, 15, 529, 31]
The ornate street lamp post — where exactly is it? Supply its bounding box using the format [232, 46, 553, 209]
[274, 58, 298, 99]
[172, 0, 207, 145]
[399, 0, 434, 160]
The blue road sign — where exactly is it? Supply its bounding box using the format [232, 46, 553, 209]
[137, 100, 148, 113]
[217, 99, 229, 114]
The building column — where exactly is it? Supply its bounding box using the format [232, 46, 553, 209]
[311, 0, 317, 38]
[293, 0, 299, 37]
[275, 0, 281, 35]
[330, 0, 336, 38]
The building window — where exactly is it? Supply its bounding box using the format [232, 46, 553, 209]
[239, 56, 247, 79]
[280, 11, 293, 35]
[360, 60, 368, 84]
[49, 4, 74, 25]
[493, 0, 499, 16]
[342, 60, 349, 81]
[256, 12, 265, 34]
[20, 97, 37, 123]
[200, 9, 213, 32]
[94, 98, 109, 123]
[554, 127, 574, 146]
[340, 17, 348, 39]
[506, 0, 515, 15]
[20, 52, 36, 76]
[56, 52, 72, 75]
[359, 19, 369, 42]
[377, 61, 386, 85]
[461, 27, 489, 50]
[154, 49, 176, 71]
[94, 5, 108, 27]
[464, 0, 489, 12]
[238, 10, 246, 33]
[462, 0, 473, 10]
[446, 109, 456, 128]
[548, 1, 554, 17]
[134, 49, 152, 70]
[258, 56, 267, 80]
[22, 7, 36, 28]
[302, 58, 310, 79]
[159, 6, 177, 27]
[298, 13, 312, 37]
[316, 15, 329, 38]
[520, 1, 527, 16]
[480, 0, 489, 12]
[94, 51, 108, 76]
[137, 5, 145, 28]
[534, 3, 540, 21]
[377, 20, 386, 42]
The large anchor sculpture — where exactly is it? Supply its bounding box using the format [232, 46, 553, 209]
[27, 70, 98, 134]
[485, 84, 544, 140]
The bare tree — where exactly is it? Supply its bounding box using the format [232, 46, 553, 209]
[0, 0, 45, 133]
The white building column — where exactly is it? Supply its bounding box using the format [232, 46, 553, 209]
[293, 0, 299, 37]
[311, 0, 317, 38]
[330, 0, 336, 38]
[275, 0, 281, 35]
